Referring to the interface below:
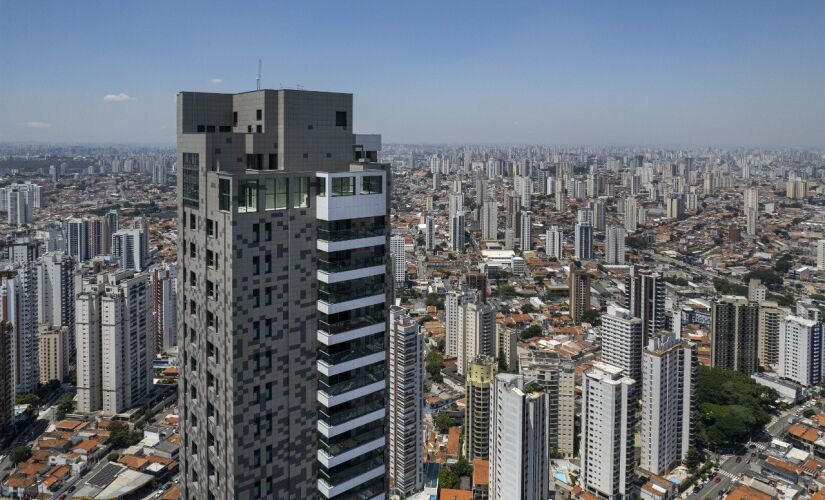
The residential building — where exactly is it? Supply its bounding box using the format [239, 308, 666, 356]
[489, 374, 548, 500]
[151, 264, 177, 354]
[640, 333, 695, 475]
[1, 265, 40, 394]
[568, 266, 591, 323]
[177, 89, 390, 499]
[482, 197, 498, 241]
[390, 234, 406, 287]
[0, 320, 12, 436]
[580, 362, 635, 499]
[817, 240, 825, 271]
[38, 325, 68, 383]
[779, 315, 824, 387]
[545, 225, 563, 260]
[574, 220, 593, 260]
[451, 211, 466, 252]
[520, 211, 532, 252]
[605, 225, 626, 265]
[388, 307, 423, 496]
[111, 228, 147, 271]
[425, 214, 436, 250]
[625, 265, 665, 343]
[711, 296, 759, 374]
[519, 350, 576, 457]
[465, 355, 496, 461]
[601, 304, 644, 383]
[624, 197, 638, 233]
[757, 301, 788, 367]
[36, 252, 75, 362]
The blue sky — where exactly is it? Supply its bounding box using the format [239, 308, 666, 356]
[1, 0, 823, 146]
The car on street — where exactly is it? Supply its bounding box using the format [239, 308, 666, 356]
[715, 476, 721, 483]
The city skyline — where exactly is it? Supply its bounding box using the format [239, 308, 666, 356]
[2, 1, 824, 146]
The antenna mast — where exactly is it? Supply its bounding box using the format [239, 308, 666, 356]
[256, 59, 262, 90]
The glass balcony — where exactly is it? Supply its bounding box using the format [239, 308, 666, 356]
[318, 362, 384, 397]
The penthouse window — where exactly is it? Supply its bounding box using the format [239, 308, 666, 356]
[218, 179, 231, 211]
[335, 111, 347, 128]
[263, 178, 288, 210]
[361, 176, 382, 195]
[238, 179, 258, 213]
[331, 177, 355, 197]
[293, 177, 310, 208]
[182, 153, 199, 208]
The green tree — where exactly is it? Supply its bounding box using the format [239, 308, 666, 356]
[9, 445, 32, 464]
[425, 293, 445, 309]
[496, 285, 516, 298]
[685, 448, 700, 471]
[438, 466, 459, 489]
[434, 413, 453, 434]
[108, 422, 143, 448]
[520, 324, 542, 339]
[15, 393, 40, 405]
[107, 452, 120, 462]
[426, 350, 444, 383]
[55, 393, 75, 420]
[581, 309, 602, 326]
[453, 456, 472, 477]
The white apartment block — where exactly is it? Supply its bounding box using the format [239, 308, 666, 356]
[640, 333, 695, 475]
[580, 362, 636, 499]
[779, 315, 824, 387]
[601, 304, 644, 384]
[390, 234, 406, 287]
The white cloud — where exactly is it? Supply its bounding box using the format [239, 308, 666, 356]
[23, 121, 51, 129]
[209, 78, 223, 84]
[102, 93, 135, 102]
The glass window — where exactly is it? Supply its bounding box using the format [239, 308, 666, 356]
[182, 153, 199, 208]
[238, 179, 258, 213]
[332, 177, 355, 197]
[293, 177, 310, 208]
[361, 176, 382, 195]
[264, 178, 288, 210]
[218, 179, 230, 211]
[336, 111, 347, 128]
[318, 177, 326, 197]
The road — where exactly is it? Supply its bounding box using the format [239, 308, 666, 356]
[686, 407, 797, 499]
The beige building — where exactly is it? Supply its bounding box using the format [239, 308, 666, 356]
[465, 355, 497, 460]
[38, 325, 68, 383]
[519, 350, 576, 457]
[569, 267, 592, 323]
[758, 301, 789, 368]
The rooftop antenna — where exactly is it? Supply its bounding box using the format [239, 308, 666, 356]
[256, 59, 262, 90]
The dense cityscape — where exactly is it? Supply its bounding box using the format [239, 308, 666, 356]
[2, 2, 825, 500]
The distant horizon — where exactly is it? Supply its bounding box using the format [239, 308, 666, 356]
[2, 1, 824, 146]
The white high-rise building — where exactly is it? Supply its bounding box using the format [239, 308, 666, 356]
[519, 351, 576, 457]
[6, 187, 33, 226]
[817, 240, 825, 271]
[489, 373, 549, 500]
[481, 198, 498, 241]
[0, 265, 40, 394]
[76, 270, 153, 414]
[38, 325, 68, 384]
[574, 221, 593, 260]
[580, 362, 635, 499]
[779, 315, 824, 387]
[36, 251, 75, 363]
[66, 218, 91, 263]
[640, 333, 695, 475]
[451, 211, 465, 252]
[520, 211, 532, 251]
[390, 234, 406, 287]
[605, 225, 626, 265]
[111, 228, 147, 271]
[624, 197, 638, 233]
[601, 304, 644, 383]
[388, 306, 423, 496]
[448, 192, 464, 221]
[545, 225, 563, 260]
[425, 214, 436, 250]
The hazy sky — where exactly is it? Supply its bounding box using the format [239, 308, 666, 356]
[1, 0, 823, 146]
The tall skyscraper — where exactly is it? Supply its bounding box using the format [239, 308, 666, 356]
[448, 191, 464, 221]
[489, 373, 549, 500]
[520, 211, 532, 251]
[36, 251, 75, 361]
[779, 315, 824, 387]
[605, 225, 626, 265]
[38, 325, 68, 383]
[574, 220, 593, 260]
[425, 213, 436, 250]
[624, 196, 638, 233]
[711, 296, 759, 374]
[545, 225, 563, 260]
[640, 333, 695, 475]
[6, 187, 33, 226]
[757, 300, 787, 367]
[568, 267, 591, 323]
[451, 210, 466, 252]
[66, 218, 91, 263]
[625, 265, 666, 343]
[590, 198, 606, 231]
[447, 290, 495, 377]
[390, 234, 406, 287]
[177, 89, 390, 499]
[151, 264, 178, 354]
[481, 197, 498, 241]
[388, 307, 423, 496]
[465, 355, 496, 461]
[112, 228, 147, 271]
[817, 240, 825, 271]
[75, 270, 153, 414]
[601, 304, 644, 383]
[580, 362, 635, 499]
[0, 265, 39, 394]
[0, 320, 12, 436]
[519, 350, 576, 457]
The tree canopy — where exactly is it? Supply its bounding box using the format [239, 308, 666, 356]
[694, 366, 777, 449]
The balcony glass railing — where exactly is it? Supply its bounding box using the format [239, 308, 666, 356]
[319, 421, 384, 457]
[318, 333, 384, 366]
[318, 254, 385, 273]
[317, 226, 385, 242]
[319, 306, 385, 335]
[319, 362, 384, 397]
[318, 276, 385, 304]
[319, 394, 384, 427]
[319, 449, 384, 486]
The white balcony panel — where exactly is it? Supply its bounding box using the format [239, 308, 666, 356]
[317, 436, 386, 468]
[318, 465, 385, 498]
[317, 408, 385, 438]
[317, 265, 385, 284]
[317, 380, 385, 408]
[318, 351, 386, 377]
[317, 293, 385, 315]
[318, 322, 385, 346]
[317, 235, 386, 253]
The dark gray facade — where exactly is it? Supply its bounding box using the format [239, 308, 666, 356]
[177, 89, 388, 500]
